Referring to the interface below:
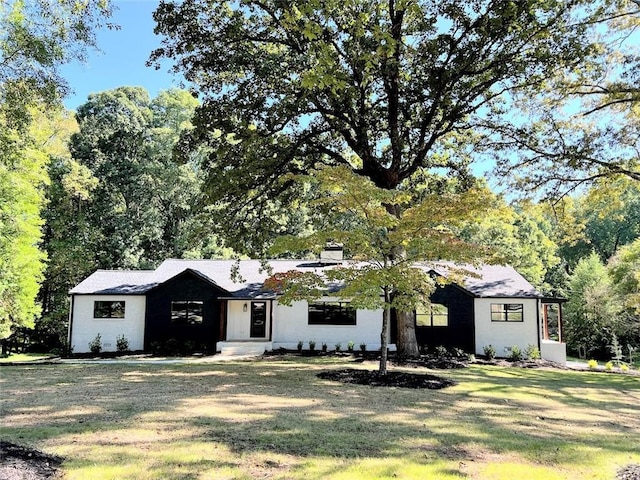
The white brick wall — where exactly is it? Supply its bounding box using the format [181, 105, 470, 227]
[70, 295, 146, 353]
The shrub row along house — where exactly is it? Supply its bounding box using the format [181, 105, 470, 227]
[68, 250, 567, 363]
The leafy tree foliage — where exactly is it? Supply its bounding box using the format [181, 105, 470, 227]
[564, 252, 623, 359]
[608, 239, 640, 348]
[38, 113, 98, 350]
[491, 0, 640, 198]
[459, 198, 559, 292]
[0, 106, 50, 340]
[0, 0, 114, 129]
[152, 0, 606, 356]
[28, 87, 233, 351]
[542, 177, 640, 268]
[150, 0, 610, 232]
[67, 86, 229, 270]
[265, 166, 492, 370]
[0, 0, 112, 346]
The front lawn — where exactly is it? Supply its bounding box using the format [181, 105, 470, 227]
[1, 357, 638, 479]
[0, 353, 56, 363]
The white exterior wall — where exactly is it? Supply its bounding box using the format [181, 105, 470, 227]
[226, 300, 272, 340]
[473, 298, 539, 357]
[269, 299, 390, 350]
[70, 295, 146, 353]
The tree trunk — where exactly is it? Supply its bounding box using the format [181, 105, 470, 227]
[379, 287, 390, 375]
[395, 309, 420, 359]
[385, 203, 421, 360]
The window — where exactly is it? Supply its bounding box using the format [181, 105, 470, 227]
[416, 304, 449, 327]
[308, 302, 356, 325]
[171, 301, 204, 325]
[94, 301, 125, 318]
[491, 303, 523, 322]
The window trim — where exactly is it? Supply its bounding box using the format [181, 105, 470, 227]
[415, 303, 449, 327]
[170, 300, 205, 325]
[308, 301, 356, 326]
[93, 300, 126, 319]
[490, 303, 524, 322]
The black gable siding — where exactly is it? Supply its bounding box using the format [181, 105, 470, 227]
[415, 284, 475, 354]
[144, 271, 224, 354]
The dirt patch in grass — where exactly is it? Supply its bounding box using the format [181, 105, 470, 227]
[317, 368, 457, 389]
[0, 441, 62, 480]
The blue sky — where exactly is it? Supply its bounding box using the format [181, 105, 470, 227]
[61, 0, 181, 110]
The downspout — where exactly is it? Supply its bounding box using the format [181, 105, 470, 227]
[535, 298, 541, 352]
[67, 294, 75, 355]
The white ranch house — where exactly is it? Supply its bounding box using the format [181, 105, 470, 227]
[68, 256, 566, 363]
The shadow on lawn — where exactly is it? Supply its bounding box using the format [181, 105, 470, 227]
[1, 360, 639, 479]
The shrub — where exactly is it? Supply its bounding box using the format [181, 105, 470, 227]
[321, 342, 327, 352]
[116, 335, 129, 353]
[88, 334, 102, 354]
[525, 344, 541, 360]
[483, 344, 496, 360]
[508, 345, 523, 361]
[359, 343, 366, 352]
[54, 339, 73, 357]
[297, 340, 303, 352]
[434, 345, 448, 357]
[605, 361, 614, 371]
[347, 340, 355, 352]
[588, 359, 598, 369]
[334, 343, 341, 352]
[621, 364, 630, 372]
[149, 341, 161, 355]
[308, 340, 316, 351]
[451, 347, 466, 358]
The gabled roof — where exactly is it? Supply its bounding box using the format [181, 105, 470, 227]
[70, 259, 542, 299]
[69, 270, 156, 295]
[69, 259, 345, 298]
[427, 263, 542, 298]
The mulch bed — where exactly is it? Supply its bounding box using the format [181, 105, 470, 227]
[317, 368, 457, 389]
[0, 441, 62, 480]
[617, 464, 640, 480]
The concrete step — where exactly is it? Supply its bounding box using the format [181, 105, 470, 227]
[218, 341, 271, 356]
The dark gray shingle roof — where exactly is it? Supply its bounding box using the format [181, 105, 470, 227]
[69, 270, 156, 295]
[427, 263, 541, 298]
[70, 259, 541, 299]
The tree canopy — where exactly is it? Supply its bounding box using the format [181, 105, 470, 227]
[67, 86, 230, 270]
[491, 0, 640, 198]
[1, 0, 114, 129]
[151, 0, 609, 230]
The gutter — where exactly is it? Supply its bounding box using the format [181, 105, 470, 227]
[535, 298, 541, 353]
[67, 294, 75, 355]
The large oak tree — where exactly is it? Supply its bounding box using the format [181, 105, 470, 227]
[152, 0, 611, 357]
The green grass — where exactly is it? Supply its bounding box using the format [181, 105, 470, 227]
[1, 357, 639, 479]
[0, 352, 56, 363]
